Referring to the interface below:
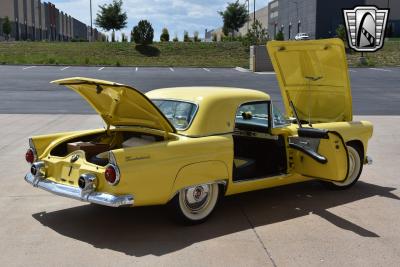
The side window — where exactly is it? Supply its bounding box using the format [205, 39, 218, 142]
[235, 102, 270, 132]
[272, 104, 289, 127]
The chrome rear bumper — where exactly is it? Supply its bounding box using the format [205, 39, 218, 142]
[24, 173, 134, 207]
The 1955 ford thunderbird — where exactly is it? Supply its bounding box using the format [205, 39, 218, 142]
[25, 39, 373, 224]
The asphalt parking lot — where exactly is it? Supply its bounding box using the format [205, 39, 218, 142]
[0, 66, 399, 266]
[0, 115, 399, 266]
[0, 65, 400, 115]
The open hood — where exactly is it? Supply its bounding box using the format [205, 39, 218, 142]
[267, 39, 352, 123]
[52, 77, 176, 133]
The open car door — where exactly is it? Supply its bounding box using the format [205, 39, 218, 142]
[289, 128, 349, 182]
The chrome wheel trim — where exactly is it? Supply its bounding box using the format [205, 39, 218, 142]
[178, 183, 219, 221]
[333, 146, 361, 187]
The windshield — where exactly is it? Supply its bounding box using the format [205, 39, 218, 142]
[152, 100, 197, 130]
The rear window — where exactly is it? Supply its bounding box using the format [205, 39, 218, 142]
[152, 100, 197, 130]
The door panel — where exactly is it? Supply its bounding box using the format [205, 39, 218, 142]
[290, 131, 349, 182]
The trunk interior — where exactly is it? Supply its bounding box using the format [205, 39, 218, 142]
[50, 130, 165, 166]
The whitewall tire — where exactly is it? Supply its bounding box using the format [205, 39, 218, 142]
[169, 183, 220, 224]
[328, 145, 363, 189]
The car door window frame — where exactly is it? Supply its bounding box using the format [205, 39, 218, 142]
[234, 100, 271, 133]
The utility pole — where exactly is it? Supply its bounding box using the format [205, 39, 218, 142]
[253, 0, 256, 23]
[90, 0, 93, 41]
[247, 0, 250, 31]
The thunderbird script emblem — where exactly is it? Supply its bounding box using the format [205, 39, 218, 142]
[343, 6, 389, 52]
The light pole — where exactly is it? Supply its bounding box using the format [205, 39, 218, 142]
[90, 0, 93, 41]
[253, 0, 256, 23]
[246, 0, 250, 31]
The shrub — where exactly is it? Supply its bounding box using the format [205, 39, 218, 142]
[243, 20, 269, 46]
[131, 20, 154, 45]
[194, 31, 200, 42]
[121, 33, 127, 42]
[160, 28, 170, 42]
[2, 17, 11, 40]
[336, 24, 347, 43]
[275, 30, 284, 41]
[183, 31, 191, 42]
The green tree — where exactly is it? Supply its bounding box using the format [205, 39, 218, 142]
[173, 34, 179, 42]
[121, 32, 127, 42]
[193, 31, 200, 42]
[160, 28, 170, 42]
[245, 20, 269, 45]
[218, 1, 248, 37]
[183, 31, 190, 42]
[275, 30, 284, 40]
[131, 20, 154, 45]
[2, 17, 11, 40]
[336, 24, 347, 43]
[95, 0, 127, 42]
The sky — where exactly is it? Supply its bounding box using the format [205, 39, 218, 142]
[50, 0, 269, 41]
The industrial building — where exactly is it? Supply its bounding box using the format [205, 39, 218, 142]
[0, 0, 103, 41]
[205, 6, 269, 42]
[268, 0, 400, 40]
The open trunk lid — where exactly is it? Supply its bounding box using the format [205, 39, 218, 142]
[52, 77, 176, 133]
[267, 38, 352, 123]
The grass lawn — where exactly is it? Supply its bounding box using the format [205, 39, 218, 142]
[0, 41, 249, 68]
[0, 40, 398, 68]
[346, 40, 400, 67]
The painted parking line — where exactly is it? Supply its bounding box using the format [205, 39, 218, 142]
[169, 67, 174, 72]
[235, 67, 250, 72]
[22, 66, 36, 70]
[60, 66, 70, 71]
[369, 68, 392, 72]
[135, 67, 138, 72]
[98, 67, 105, 71]
[203, 68, 211, 72]
[255, 72, 276, 75]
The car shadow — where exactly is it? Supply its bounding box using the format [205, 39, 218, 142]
[32, 181, 399, 257]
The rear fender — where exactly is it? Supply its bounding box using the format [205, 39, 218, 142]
[30, 129, 104, 158]
[169, 161, 229, 200]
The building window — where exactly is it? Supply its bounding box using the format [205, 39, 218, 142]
[270, 1, 279, 9]
[270, 11, 278, 19]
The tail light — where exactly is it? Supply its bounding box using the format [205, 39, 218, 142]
[105, 164, 120, 185]
[26, 138, 38, 164]
[26, 148, 35, 164]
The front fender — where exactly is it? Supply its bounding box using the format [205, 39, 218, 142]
[170, 160, 229, 199]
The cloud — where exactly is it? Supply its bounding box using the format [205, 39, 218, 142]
[50, 0, 267, 40]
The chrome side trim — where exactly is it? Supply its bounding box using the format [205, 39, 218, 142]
[365, 156, 373, 165]
[24, 173, 133, 207]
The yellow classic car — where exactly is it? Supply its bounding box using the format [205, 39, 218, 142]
[25, 39, 373, 224]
